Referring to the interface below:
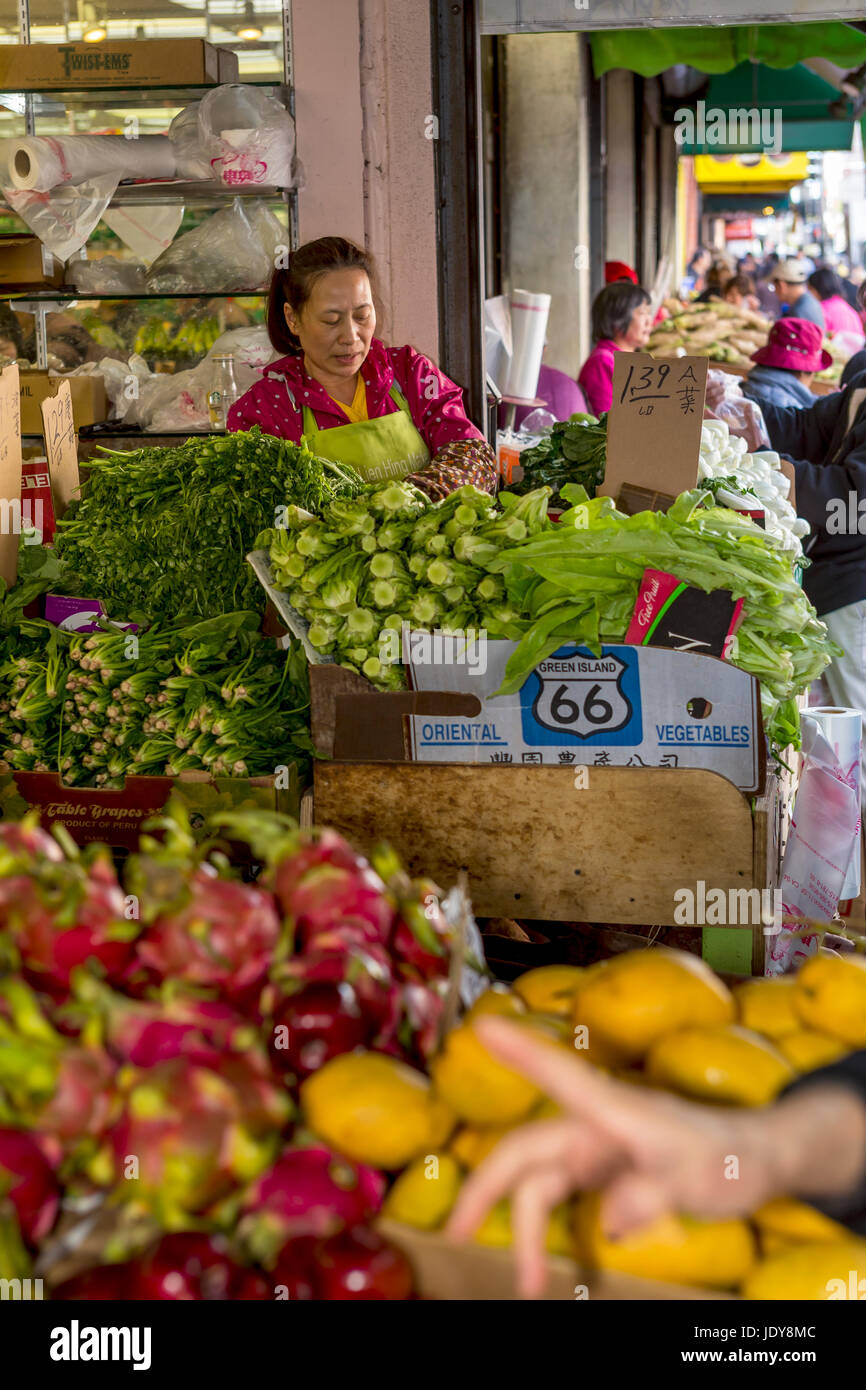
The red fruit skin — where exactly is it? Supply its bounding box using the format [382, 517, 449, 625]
[269, 983, 370, 1080]
[241, 1147, 385, 1246]
[4, 857, 134, 998]
[125, 1234, 270, 1301]
[41, 1048, 117, 1142]
[0, 1127, 60, 1246]
[313, 1227, 414, 1301]
[102, 995, 252, 1069]
[135, 867, 280, 1005]
[273, 833, 394, 950]
[271, 1236, 318, 1301]
[52, 1265, 130, 1300]
[0, 819, 64, 864]
[391, 918, 450, 980]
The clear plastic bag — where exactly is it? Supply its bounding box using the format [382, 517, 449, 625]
[144, 199, 286, 294]
[68, 255, 147, 294]
[168, 103, 213, 181]
[1, 173, 118, 261]
[704, 368, 770, 452]
[118, 331, 272, 430]
[197, 84, 296, 188]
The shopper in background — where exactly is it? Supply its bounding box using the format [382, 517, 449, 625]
[447, 1017, 866, 1298]
[693, 257, 733, 304]
[684, 247, 711, 295]
[741, 318, 829, 411]
[773, 260, 825, 330]
[577, 282, 652, 417]
[808, 267, 865, 345]
[737, 251, 758, 277]
[721, 273, 759, 312]
[227, 236, 496, 500]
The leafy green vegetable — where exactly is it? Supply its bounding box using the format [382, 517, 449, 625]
[511, 412, 608, 506]
[55, 428, 363, 624]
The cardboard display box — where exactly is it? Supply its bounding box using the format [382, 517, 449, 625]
[0, 40, 238, 91]
[19, 372, 107, 436]
[0, 767, 300, 852]
[379, 1221, 735, 1301]
[0, 235, 64, 290]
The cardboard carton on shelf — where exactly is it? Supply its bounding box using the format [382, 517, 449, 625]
[0, 235, 64, 290]
[0, 766, 301, 853]
[19, 372, 108, 436]
[0, 40, 238, 90]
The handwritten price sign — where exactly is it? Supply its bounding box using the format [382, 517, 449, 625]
[601, 353, 708, 511]
[41, 379, 80, 519]
[0, 362, 23, 587]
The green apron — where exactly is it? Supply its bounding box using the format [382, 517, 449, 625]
[301, 384, 430, 484]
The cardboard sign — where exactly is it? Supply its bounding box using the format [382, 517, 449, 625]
[404, 640, 763, 793]
[0, 362, 22, 588]
[601, 353, 708, 509]
[41, 380, 80, 519]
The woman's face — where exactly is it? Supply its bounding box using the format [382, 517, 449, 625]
[285, 268, 376, 380]
[724, 287, 744, 308]
[621, 301, 652, 350]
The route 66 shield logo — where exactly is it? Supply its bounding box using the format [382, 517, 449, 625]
[531, 654, 632, 740]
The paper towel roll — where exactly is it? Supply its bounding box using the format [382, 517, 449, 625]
[8, 135, 176, 192]
[503, 288, 550, 400]
[808, 706, 862, 900]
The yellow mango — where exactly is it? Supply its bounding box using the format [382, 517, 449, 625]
[734, 977, 801, 1040]
[466, 988, 526, 1020]
[753, 1197, 850, 1245]
[646, 1024, 795, 1106]
[431, 1018, 551, 1125]
[793, 954, 866, 1046]
[383, 1151, 462, 1230]
[572, 949, 734, 1064]
[514, 966, 585, 1016]
[574, 1193, 756, 1291]
[301, 1051, 451, 1169]
[776, 1029, 848, 1073]
[743, 1241, 866, 1300]
[474, 1199, 574, 1257]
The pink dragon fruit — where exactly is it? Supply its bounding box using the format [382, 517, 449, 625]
[0, 815, 64, 869]
[238, 1145, 385, 1265]
[271, 830, 395, 950]
[108, 1053, 291, 1228]
[268, 982, 371, 1080]
[64, 977, 257, 1068]
[0, 1127, 60, 1246]
[0, 852, 136, 999]
[133, 865, 281, 1007]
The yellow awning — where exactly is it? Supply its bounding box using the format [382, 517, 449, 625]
[694, 152, 809, 194]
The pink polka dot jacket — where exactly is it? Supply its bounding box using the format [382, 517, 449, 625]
[226, 337, 497, 501]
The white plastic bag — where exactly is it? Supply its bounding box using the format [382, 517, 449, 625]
[117, 332, 269, 430]
[197, 85, 296, 188]
[704, 368, 770, 452]
[168, 103, 213, 181]
[1, 173, 118, 261]
[144, 199, 285, 294]
[68, 255, 147, 294]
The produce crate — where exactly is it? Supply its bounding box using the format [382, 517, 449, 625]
[0, 766, 300, 852]
[378, 1221, 737, 1301]
[310, 665, 785, 976]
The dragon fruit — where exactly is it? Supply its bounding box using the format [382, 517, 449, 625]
[268, 982, 370, 1080]
[0, 852, 136, 999]
[0, 1128, 60, 1245]
[63, 976, 257, 1068]
[274, 834, 396, 952]
[0, 815, 64, 870]
[108, 1054, 291, 1228]
[133, 865, 281, 1007]
[124, 1234, 270, 1300]
[52, 1265, 131, 1299]
[238, 1145, 386, 1265]
[313, 1227, 414, 1301]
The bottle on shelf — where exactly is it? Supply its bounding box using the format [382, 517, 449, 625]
[207, 353, 240, 430]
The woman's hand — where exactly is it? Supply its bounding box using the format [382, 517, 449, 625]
[446, 1017, 866, 1297]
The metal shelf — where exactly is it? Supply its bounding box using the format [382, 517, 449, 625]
[8, 291, 268, 305]
[0, 180, 292, 211]
[0, 82, 288, 113]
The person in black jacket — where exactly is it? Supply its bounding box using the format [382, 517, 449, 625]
[448, 1017, 866, 1297]
[756, 374, 866, 795]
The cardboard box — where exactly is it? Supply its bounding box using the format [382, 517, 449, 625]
[0, 40, 238, 90]
[19, 372, 107, 436]
[379, 1221, 734, 1301]
[0, 235, 64, 290]
[0, 767, 300, 852]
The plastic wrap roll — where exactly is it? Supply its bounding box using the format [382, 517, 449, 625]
[808, 706, 862, 900]
[503, 288, 551, 400]
[8, 135, 175, 192]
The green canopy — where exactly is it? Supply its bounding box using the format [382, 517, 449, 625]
[590, 22, 866, 78]
[679, 62, 858, 152]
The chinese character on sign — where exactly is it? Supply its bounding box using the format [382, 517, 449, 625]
[557, 750, 577, 764]
[677, 385, 697, 415]
[593, 751, 611, 766]
[626, 754, 646, 767]
[490, 752, 513, 763]
[659, 753, 679, 768]
[521, 752, 542, 764]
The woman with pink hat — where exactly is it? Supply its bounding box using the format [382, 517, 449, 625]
[741, 317, 832, 411]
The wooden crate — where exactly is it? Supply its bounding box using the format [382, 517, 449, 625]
[314, 762, 783, 975]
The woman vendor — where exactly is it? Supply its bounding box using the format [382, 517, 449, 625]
[577, 281, 652, 416]
[228, 236, 497, 500]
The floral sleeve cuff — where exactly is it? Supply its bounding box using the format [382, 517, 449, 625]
[406, 438, 498, 502]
